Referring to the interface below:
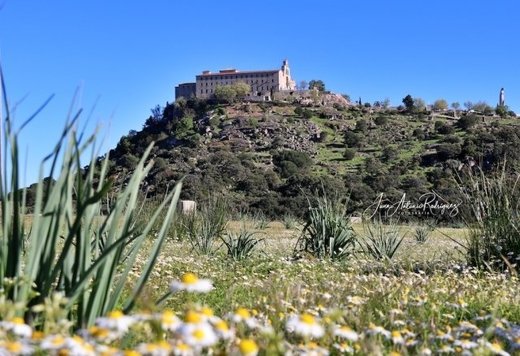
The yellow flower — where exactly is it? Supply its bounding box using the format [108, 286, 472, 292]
[239, 339, 259, 356]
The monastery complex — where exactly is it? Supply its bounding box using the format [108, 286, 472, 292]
[175, 60, 296, 101]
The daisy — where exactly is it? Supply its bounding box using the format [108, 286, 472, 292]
[213, 319, 234, 340]
[454, 339, 479, 350]
[96, 310, 135, 334]
[238, 339, 259, 356]
[40, 335, 67, 351]
[172, 341, 194, 356]
[333, 342, 354, 353]
[366, 323, 391, 339]
[286, 313, 324, 338]
[0, 317, 32, 338]
[333, 325, 359, 341]
[486, 341, 510, 356]
[230, 307, 258, 328]
[178, 323, 218, 349]
[170, 273, 213, 293]
[159, 310, 181, 331]
[391, 330, 404, 345]
[0, 340, 33, 355]
[136, 341, 172, 356]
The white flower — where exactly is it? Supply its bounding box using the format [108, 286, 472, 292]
[40, 335, 67, 351]
[158, 310, 181, 331]
[391, 330, 404, 345]
[454, 339, 479, 349]
[286, 313, 324, 338]
[136, 341, 172, 356]
[0, 317, 32, 338]
[366, 323, 391, 339]
[178, 323, 218, 348]
[0, 340, 33, 355]
[95, 310, 135, 334]
[485, 341, 510, 356]
[230, 308, 258, 329]
[333, 325, 359, 341]
[212, 319, 234, 340]
[170, 273, 213, 293]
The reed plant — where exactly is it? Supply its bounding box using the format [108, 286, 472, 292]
[0, 71, 181, 329]
[295, 194, 357, 260]
[221, 229, 264, 261]
[362, 219, 406, 260]
[459, 167, 520, 272]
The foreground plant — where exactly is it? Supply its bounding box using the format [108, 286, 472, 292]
[0, 70, 182, 329]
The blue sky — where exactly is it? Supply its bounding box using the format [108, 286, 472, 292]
[0, 0, 518, 184]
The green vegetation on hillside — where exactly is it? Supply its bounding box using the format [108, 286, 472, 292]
[102, 95, 519, 223]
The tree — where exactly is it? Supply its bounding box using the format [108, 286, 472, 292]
[233, 81, 251, 98]
[432, 99, 448, 111]
[214, 85, 237, 103]
[496, 104, 509, 118]
[402, 95, 414, 111]
[464, 101, 475, 111]
[214, 82, 251, 103]
[382, 98, 391, 108]
[298, 80, 308, 91]
[451, 102, 460, 118]
[472, 101, 493, 115]
[414, 98, 426, 111]
[308, 80, 325, 92]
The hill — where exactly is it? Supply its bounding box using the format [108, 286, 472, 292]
[103, 94, 520, 221]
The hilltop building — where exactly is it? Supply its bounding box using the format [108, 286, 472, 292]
[499, 88, 505, 106]
[175, 60, 296, 101]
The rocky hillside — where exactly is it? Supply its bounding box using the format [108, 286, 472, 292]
[104, 94, 520, 220]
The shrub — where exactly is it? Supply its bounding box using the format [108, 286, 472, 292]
[413, 128, 425, 140]
[374, 116, 388, 126]
[361, 220, 406, 260]
[437, 143, 461, 160]
[457, 115, 479, 130]
[355, 119, 368, 132]
[344, 131, 363, 148]
[221, 230, 264, 261]
[437, 124, 455, 135]
[343, 148, 356, 160]
[294, 194, 357, 260]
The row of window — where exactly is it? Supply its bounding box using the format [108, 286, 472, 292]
[200, 72, 275, 80]
[200, 86, 275, 94]
[200, 79, 275, 86]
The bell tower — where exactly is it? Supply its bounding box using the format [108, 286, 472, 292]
[499, 88, 505, 106]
